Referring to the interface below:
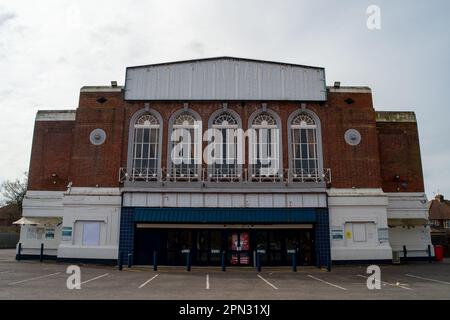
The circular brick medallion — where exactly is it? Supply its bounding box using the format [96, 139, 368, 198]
[344, 129, 362, 146]
[89, 129, 107, 146]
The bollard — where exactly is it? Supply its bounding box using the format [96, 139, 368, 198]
[403, 245, 408, 264]
[428, 245, 432, 263]
[292, 253, 297, 272]
[221, 251, 226, 272]
[40, 243, 44, 262]
[153, 251, 158, 271]
[186, 251, 191, 272]
[257, 252, 261, 272]
[118, 253, 123, 271]
[127, 253, 132, 268]
[17, 243, 22, 261]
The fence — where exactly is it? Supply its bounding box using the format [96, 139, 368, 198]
[0, 233, 19, 249]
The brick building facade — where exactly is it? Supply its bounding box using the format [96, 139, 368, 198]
[18, 57, 432, 266]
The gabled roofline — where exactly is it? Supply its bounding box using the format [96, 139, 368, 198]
[126, 56, 325, 71]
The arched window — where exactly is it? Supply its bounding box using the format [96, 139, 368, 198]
[250, 111, 281, 179]
[290, 112, 319, 180]
[210, 112, 239, 180]
[132, 113, 160, 179]
[170, 111, 202, 180]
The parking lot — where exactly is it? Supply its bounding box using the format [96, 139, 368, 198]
[1, 249, 449, 300]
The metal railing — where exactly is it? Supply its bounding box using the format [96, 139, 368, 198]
[119, 167, 332, 184]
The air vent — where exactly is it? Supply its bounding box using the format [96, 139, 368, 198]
[97, 97, 108, 104]
[345, 98, 355, 105]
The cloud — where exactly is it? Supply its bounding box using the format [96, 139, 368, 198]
[186, 40, 205, 56]
[0, 11, 16, 27]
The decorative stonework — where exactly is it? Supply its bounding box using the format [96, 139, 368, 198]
[344, 129, 361, 146]
[89, 129, 107, 146]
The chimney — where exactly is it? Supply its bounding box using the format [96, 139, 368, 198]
[111, 81, 118, 88]
[435, 194, 445, 202]
[334, 81, 341, 88]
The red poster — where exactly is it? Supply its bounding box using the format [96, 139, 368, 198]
[240, 233, 249, 250]
[230, 233, 250, 265]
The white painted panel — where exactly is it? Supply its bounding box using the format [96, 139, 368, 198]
[303, 195, 319, 208]
[163, 193, 177, 207]
[259, 194, 273, 208]
[147, 194, 162, 207]
[82, 222, 101, 246]
[231, 194, 245, 207]
[218, 194, 232, 208]
[273, 194, 286, 208]
[246, 194, 259, 207]
[122, 193, 132, 207]
[318, 194, 327, 208]
[132, 194, 147, 207]
[178, 194, 191, 207]
[352, 223, 367, 242]
[191, 194, 204, 207]
[287, 194, 302, 208]
[205, 194, 218, 207]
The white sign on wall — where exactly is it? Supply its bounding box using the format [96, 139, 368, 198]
[331, 226, 344, 240]
[62, 227, 73, 241]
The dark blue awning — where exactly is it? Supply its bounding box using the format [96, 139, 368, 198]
[134, 208, 317, 224]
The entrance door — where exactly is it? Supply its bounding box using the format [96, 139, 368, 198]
[228, 231, 251, 266]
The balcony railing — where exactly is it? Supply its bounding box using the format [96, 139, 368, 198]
[119, 167, 331, 184]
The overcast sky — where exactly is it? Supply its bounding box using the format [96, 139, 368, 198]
[0, 0, 449, 199]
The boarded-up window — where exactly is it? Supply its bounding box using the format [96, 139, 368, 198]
[352, 223, 367, 242]
[82, 222, 100, 246]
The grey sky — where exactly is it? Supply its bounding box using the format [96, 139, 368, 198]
[0, 0, 449, 199]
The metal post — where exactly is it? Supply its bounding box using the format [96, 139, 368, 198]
[127, 253, 132, 268]
[292, 253, 297, 272]
[40, 243, 44, 262]
[403, 245, 408, 264]
[153, 251, 158, 271]
[427, 245, 432, 263]
[257, 252, 261, 272]
[17, 243, 22, 261]
[221, 251, 226, 272]
[186, 251, 191, 272]
[118, 253, 123, 271]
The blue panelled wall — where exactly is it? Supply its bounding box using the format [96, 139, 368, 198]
[119, 207, 331, 269]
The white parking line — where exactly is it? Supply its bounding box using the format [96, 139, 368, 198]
[8, 272, 61, 285]
[80, 273, 109, 285]
[206, 274, 210, 290]
[257, 275, 278, 290]
[138, 274, 159, 289]
[356, 274, 412, 290]
[405, 274, 450, 285]
[307, 275, 347, 291]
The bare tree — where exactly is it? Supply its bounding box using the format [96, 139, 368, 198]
[1, 173, 28, 211]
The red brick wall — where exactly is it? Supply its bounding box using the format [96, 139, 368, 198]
[27, 120, 74, 191]
[377, 121, 425, 192]
[323, 91, 382, 189]
[121, 89, 382, 189]
[69, 90, 125, 187]
[28, 88, 387, 190]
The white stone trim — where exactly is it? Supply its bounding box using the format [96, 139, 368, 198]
[36, 111, 76, 122]
[327, 86, 371, 93]
[80, 86, 123, 92]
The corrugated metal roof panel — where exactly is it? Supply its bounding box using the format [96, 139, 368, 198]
[133, 208, 317, 224]
[125, 57, 326, 101]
